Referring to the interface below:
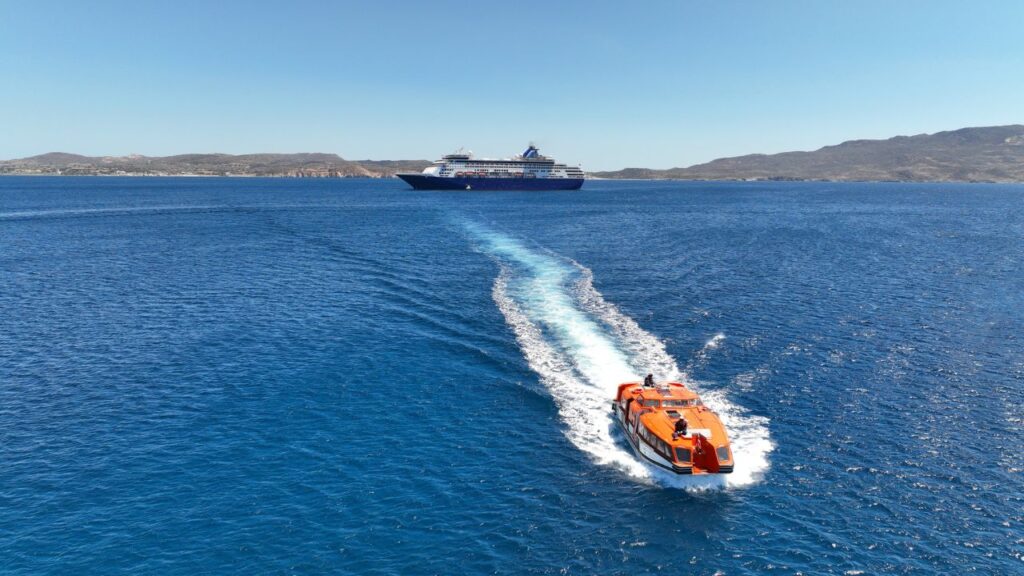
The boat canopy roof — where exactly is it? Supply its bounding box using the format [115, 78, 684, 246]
[634, 382, 699, 401]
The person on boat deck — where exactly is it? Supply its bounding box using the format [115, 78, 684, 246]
[643, 374, 655, 387]
[673, 417, 688, 439]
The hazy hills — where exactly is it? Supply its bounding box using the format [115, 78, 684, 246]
[4, 125, 1023, 182]
[593, 125, 1024, 183]
[0, 152, 431, 178]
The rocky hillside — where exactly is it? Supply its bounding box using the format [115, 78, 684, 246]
[0, 152, 431, 178]
[593, 125, 1024, 183]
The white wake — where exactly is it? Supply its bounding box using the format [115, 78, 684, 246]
[465, 221, 772, 490]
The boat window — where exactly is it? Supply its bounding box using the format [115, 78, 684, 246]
[639, 399, 660, 408]
[659, 436, 675, 455]
[675, 447, 691, 463]
[657, 439, 672, 459]
[717, 446, 730, 462]
[662, 399, 694, 407]
[640, 429, 672, 460]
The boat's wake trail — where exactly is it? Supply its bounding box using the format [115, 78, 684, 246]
[464, 220, 772, 489]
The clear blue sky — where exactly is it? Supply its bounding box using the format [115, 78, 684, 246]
[2, 0, 1022, 170]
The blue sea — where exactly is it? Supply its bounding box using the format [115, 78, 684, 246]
[1, 177, 1022, 574]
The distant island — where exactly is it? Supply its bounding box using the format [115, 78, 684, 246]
[3, 125, 1023, 182]
[0, 152, 432, 178]
[593, 125, 1024, 183]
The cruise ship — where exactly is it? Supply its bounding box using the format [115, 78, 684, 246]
[396, 145, 584, 190]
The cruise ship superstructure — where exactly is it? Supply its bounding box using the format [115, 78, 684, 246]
[397, 145, 584, 190]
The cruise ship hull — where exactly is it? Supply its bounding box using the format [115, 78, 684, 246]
[397, 174, 584, 191]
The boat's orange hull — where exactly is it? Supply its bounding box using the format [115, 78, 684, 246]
[613, 381, 733, 475]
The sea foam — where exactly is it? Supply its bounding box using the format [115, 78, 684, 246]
[465, 220, 772, 489]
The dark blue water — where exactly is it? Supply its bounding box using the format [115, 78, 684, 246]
[2, 177, 1022, 574]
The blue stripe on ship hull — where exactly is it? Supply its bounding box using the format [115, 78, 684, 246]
[397, 174, 584, 191]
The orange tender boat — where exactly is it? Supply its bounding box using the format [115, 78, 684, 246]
[612, 381, 733, 474]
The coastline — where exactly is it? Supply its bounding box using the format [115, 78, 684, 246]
[2, 173, 1022, 185]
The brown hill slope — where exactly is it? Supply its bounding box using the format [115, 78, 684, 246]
[0, 152, 431, 177]
[593, 125, 1024, 182]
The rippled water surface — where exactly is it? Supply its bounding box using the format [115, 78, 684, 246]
[1, 177, 1022, 574]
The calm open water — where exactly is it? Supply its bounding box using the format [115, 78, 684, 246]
[1, 177, 1022, 575]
